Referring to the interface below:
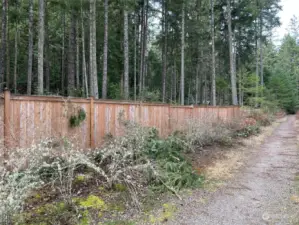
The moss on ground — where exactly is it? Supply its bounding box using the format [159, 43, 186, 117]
[147, 203, 177, 224]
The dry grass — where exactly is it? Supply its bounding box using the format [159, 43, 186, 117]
[203, 117, 284, 182]
[204, 151, 244, 180]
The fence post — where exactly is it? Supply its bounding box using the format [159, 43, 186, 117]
[4, 89, 11, 149]
[90, 96, 95, 149]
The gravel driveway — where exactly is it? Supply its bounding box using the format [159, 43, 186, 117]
[167, 116, 299, 225]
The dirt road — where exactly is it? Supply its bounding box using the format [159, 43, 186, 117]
[168, 116, 299, 225]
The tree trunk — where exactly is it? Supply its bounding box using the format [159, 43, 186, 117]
[27, 0, 33, 95]
[180, 3, 185, 105]
[0, 0, 7, 89]
[81, 2, 88, 97]
[90, 0, 99, 98]
[45, 47, 50, 93]
[195, 51, 200, 105]
[162, 0, 168, 103]
[174, 59, 177, 103]
[45, 50, 50, 93]
[61, 11, 66, 95]
[134, 10, 137, 101]
[13, 24, 18, 94]
[260, 15, 264, 87]
[5, 0, 9, 89]
[238, 63, 243, 106]
[188, 80, 191, 105]
[227, 0, 238, 105]
[68, 11, 76, 95]
[76, 19, 80, 89]
[142, 0, 148, 91]
[143, 55, 147, 90]
[124, 9, 129, 100]
[45, 6, 50, 93]
[210, 0, 216, 106]
[255, 18, 259, 106]
[38, 0, 45, 95]
[203, 51, 207, 104]
[139, 2, 145, 97]
[102, 0, 108, 99]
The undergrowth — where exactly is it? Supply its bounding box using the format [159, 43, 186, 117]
[0, 109, 276, 224]
[146, 133, 204, 192]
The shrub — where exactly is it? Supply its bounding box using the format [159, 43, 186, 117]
[146, 135, 203, 192]
[0, 138, 85, 224]
[87, 119, 202, 204]
[184, 117, 234, 151]
[87, 120, 154, 205]
[234, 125, 260, 138]
[0, 109, 272, 224]
[247, 110, 272, 126]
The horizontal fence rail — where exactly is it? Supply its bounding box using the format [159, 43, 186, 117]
[0, 90, 241, 149]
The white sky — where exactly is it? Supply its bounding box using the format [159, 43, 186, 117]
[273, 0, 299, 44]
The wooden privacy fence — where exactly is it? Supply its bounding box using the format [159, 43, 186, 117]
[0, 90, 241, 149]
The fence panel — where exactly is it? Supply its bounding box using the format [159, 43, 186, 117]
[94, 102, 130, 146]
[0, 91, 241, 149]
[169, 106, 193, 132]
[140, 104, 170, 137]
[8, 96, 91, 149]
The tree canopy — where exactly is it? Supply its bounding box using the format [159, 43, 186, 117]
[0, 0, 297, 112]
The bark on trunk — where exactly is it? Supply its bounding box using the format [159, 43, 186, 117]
[142, 0, 148, 91]
[162, 0, 168, 103]
[90, 0, 99, 98]
[134, 10, 137, 101]
[203, 50, 207, 104]
[195, 52, 200, 105]
[61, 11, 65, 95]
[174, 59, 177, 103]
[210, 0, 216, 106]
[45, 7, 50, 93]
[227, 0, 238, 105]
[260, 16, 264, 87]
[139, 2, 145, 97]
[180, 3, 185, 105]
[81, 3, 88, 97]
[238, 62, 243, 106]
[255, 18, 259, 106]
[13, 0, 19, 93]
[27, 0, 33, 95]
[102, 0, 108, 99]
[0, 0, 7, 89]
[38, 0, 45, 95]
[5, 0, 9, 89]
[68, 11, 76, 95]
[124, 9, 129, 100]
[76, 19, 80, 89]
[13, 25, 18, 94]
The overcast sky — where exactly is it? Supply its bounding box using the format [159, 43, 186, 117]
[274, 0, 299, 44]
